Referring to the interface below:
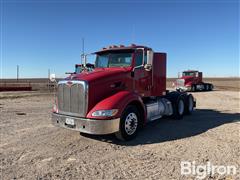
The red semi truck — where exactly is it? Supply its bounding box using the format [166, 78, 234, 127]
[51, 44, 196, 140]
[174, 70, 214, 92]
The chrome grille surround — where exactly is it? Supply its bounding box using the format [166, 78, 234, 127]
[175, 79, 185, 88]
[57, 80, 88, 117]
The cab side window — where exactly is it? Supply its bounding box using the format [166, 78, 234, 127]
[144, 52, 147, 64]
[135, 52, 143, 66]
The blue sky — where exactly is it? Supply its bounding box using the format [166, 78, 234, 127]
[0, 0, 239, 78]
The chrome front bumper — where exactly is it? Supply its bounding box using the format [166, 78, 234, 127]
[52, 113, 120, 135]
[176, 86, 191, 92]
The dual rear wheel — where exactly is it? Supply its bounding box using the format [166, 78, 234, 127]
[191, 84, 213, 92]
[205, 84, 213, 91]
[172, 94, 194, 119]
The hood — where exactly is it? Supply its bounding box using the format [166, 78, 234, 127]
[179, 76, 194, 85]
[65, 67, 131, 82]
[65, 67, 132, 112]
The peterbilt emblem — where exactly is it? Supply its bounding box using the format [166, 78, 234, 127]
[66, 81, 73, 87]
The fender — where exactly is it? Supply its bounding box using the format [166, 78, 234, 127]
[86, 90, 147, 122]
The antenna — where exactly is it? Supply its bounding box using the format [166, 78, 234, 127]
[82, 38, 85, 55]
[81, 38, 87, 67]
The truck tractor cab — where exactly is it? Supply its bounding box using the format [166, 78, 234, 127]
[52, 44, 196, 141]
[175, 70, 213, 92]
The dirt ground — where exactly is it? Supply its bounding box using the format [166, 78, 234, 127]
[0, 88, 240, 179]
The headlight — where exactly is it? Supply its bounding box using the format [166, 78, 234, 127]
[92, 109, 118, 117]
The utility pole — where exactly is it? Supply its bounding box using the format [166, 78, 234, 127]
[48, 69, 50, 91]
[17, 65, 19, 81]
[48, 69, 50, 79]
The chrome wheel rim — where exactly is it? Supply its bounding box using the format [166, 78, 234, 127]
[125, 113, 138, 135]
[178, 100, 184, 115]
[188, 96, 194, 112]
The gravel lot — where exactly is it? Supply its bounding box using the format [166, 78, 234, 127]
[1, 90, 239, 179]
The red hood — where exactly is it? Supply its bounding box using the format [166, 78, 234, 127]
[65, 67, 132, 112]
[179, 76, 194, 85]
[66, 67, 131, 82]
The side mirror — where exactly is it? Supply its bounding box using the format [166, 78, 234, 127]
[146, 50, 154, 65]
[144, 50, 154, 71]
[50, 73, 56, 82]
[144, 64, 152, 71]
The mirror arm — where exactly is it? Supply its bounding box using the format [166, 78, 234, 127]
[132, 64, 144, 73]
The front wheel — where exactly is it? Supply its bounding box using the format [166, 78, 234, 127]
[115, 105, 140, 141]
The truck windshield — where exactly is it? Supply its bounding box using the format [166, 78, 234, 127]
[95, 53, 132, 68]
[182, 72, 195, 76]
[75, 66, 83, 73]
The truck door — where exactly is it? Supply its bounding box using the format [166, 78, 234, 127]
[133, 50, 152, 97]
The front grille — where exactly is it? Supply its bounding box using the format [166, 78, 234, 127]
[176, 79, 185, 88]
[57, 80, 88, 117]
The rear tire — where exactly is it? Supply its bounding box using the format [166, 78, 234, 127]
[115, 105, 140, 141]
[172, 96, 185, 119]
[209, 84, 213, 91]
[191, 85, 196, 92]
[184, 94, 194, 115]
[204, 84, 209, 91]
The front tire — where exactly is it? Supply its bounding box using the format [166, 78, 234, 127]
[115, 105, 140, 141]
